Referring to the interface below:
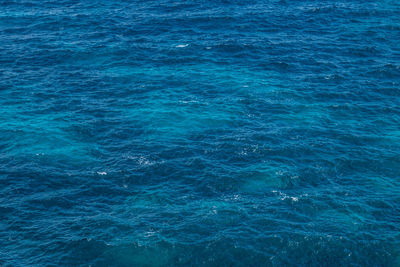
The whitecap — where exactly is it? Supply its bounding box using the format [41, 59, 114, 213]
[272, 190, 299, 202]
[175, 44, 189, 48]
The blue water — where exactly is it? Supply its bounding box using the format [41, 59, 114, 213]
[1, 0, 400, 266]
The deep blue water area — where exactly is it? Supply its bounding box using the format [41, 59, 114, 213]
[1, 0, 400, 266]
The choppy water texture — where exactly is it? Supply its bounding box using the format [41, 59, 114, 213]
[1, 0, 400, 266]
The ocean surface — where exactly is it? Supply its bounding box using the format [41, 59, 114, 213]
[1, 0, 400, 266]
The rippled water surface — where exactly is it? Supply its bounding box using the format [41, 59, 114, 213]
[1, 0, 400, 266]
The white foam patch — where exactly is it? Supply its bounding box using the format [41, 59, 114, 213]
[272, 190, 299, 202]
[125, 155, 160, 167]
[97, 171, 107, 175]
[175, 44, 189, 48]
